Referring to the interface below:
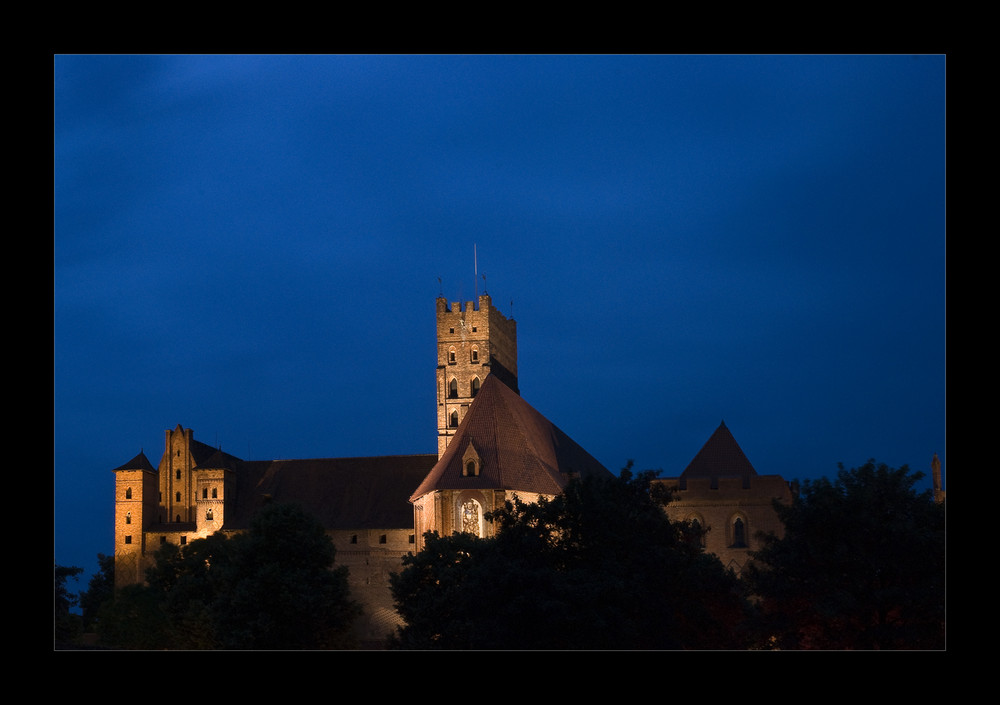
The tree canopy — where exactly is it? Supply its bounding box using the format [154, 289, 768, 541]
[390, 466, 750, 649]
[54, 563, 84, 645]
[98, 502, 360, 649]
[745, 459, 946, 649]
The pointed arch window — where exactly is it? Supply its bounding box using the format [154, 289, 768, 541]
[471, 376, 481, 397]
[125, 511, 131, 525]
[125, 487, 132, 499]
[449, 378, 458, 399]
[461, 499, 482, 537]
[450, 410, 459, 428]
[731, 516, 748, 548]
[462, 442, 481, 477]
[206, 508, 214, 520]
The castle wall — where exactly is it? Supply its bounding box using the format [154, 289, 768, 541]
[659, 475, 792, 575]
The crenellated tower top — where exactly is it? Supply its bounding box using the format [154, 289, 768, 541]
[436, 294, 518, 457]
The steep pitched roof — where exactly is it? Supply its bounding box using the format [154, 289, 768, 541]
[113, 451, 156, 473]
[190, 439, 242, 469]
[680, 421, 757, 481]
[224, 454, 437, 531]
[411, 374, 611, 501]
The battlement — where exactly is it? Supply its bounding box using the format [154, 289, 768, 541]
[436, 294, 511, 321]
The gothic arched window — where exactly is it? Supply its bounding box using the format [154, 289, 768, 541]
[450, 410, 459, 428]
[461, 499, 482, 537]
[125, 487, 132, 499]
[449, 378, 458, 399]
[471, 376, 481, 397]
[731, 517, 747, 548]
[206, 509, 213, 520]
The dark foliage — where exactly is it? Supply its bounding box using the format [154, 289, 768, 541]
[745, 460, 946, 649]
[98, 503, 360, 649]
[54, 563, 83, 644]
[390, 465, 750, 649]
[78, 553, 115, 632]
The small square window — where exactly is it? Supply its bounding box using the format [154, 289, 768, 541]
[379, 534, 387, 544]
[180, 536, 187, 545]
[124, 535, 132, 545]
[409, 534, 415, 544]
[160, 536, 167, 544]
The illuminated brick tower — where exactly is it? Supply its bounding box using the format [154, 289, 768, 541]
[436, 294, 518, 457]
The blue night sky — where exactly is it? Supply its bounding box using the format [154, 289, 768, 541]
[54, 54, 946, 584]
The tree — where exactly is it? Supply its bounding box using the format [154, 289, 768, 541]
[54, 563, 83, 645]
[745, 460, 946, 649]
[390, 466, 750, 649]
[100, 503, 361, 649]
[78, 553, 115, 632]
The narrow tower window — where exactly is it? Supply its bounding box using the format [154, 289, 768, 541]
[125, 487, 132, 499]
[449, 378, 458, 399]
[450, 410, 459, 428]
[731, 517, 747, 548]
[471, 377, 481, 397]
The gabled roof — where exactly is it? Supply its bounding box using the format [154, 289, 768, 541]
[411, 374, 611, 501]
[680, 421, 757, 481]
[112, 451, 156, 473]
[224, 454, 437, 531]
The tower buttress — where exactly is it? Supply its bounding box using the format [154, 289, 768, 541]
[436, 294, 517, 458]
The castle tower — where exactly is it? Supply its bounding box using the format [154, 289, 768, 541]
[113, 451, 157, 590]
[158, 425, 199, 525]
[436, 294, 517, 458]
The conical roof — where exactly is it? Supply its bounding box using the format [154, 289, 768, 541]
[411, 374, 611, 501]
[680, 421, 757, 480]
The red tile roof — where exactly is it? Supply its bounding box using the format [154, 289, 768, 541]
[224, 454, 437, 530]
[411, 374, 611, 500]
[680, 421, 757, 480]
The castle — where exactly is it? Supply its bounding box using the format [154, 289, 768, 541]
[112, 292, 794, 644]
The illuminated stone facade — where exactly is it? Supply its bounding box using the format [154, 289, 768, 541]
[436, 295, 518, 457]
[657, 421, 794, 576]
[112, 291, 793, 644]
